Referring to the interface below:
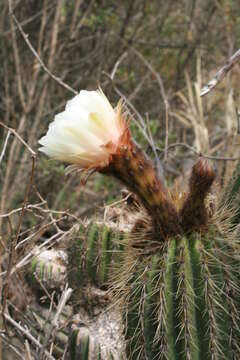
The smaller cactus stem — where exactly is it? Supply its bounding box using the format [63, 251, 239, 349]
[180, 158, 215, 232]
[107, 139, 181, 240]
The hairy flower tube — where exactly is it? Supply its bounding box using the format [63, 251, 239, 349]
[39, 89, 181, 239]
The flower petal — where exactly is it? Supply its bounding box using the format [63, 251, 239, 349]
[38, 89, 127, 168]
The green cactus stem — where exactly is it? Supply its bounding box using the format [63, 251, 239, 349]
[68, 325, 126, 360]
[114, 227, 240, 360]
[68, 221, 126, 290]
[27, 248, 67, 296]
[69, 328, 91, 360]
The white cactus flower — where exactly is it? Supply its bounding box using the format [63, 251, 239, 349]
[39, 89, 127, 168]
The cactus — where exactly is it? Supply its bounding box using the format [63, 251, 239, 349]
[27, 156, 240, 360]
[38, 90, 240, 360]
[27, 248, 67, 296]
[68, 221, 126, 291]
[69, 327, 101, 360]
[109, 158, 240, 360]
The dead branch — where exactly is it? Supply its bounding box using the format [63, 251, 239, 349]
[8, 3, 77, 95]
[3, 313, 55, 360]
[2, 156, 35, 329]
[159, 142, 239, 161]
[0, 131, 11, 166]
[39, 285, 72, 359]
[0, 122, 36, 157]
[200, 48, 240, 97]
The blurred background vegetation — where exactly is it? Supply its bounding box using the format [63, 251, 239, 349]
[0, 0, 240, 358]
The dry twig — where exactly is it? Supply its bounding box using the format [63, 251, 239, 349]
[39, 285, 72, 359]
[201, 48, 240, 97]
[8, 2, 77, 95]
[3, 313, 55, 360]
[0, 122, 36, 157]
[160, 142, 239, 161]
[0, 131, 11, 166]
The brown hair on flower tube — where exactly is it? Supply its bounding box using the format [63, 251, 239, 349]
[104, 133, 182, 240]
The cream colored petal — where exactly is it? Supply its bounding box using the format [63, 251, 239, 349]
[39, 89, 125, 167]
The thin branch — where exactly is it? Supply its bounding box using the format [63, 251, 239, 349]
[0, 202, 46, 218]
[0, 225, 76, 278]
[15, 216, 65, 250]
[8, 7, 77, 95]
[110, 51, 128, 80]
[145, 112, 164, 179]
[3, 313, 55, 360]
[2, 156, 35, 328]
[39, 285, 72, 359]
[200, 48, 240, 97]
[0, 122, 36, 156]
[0, 333, 25, 359]
[8, 0, 26, 111]
[0, 131, 11, 166]
[164, 102, 169, 161]
[33, 273, 57, 308]
[24, 340, 33, 360]
[129, 45, 169, 107]
[159, 142, 239, 161]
